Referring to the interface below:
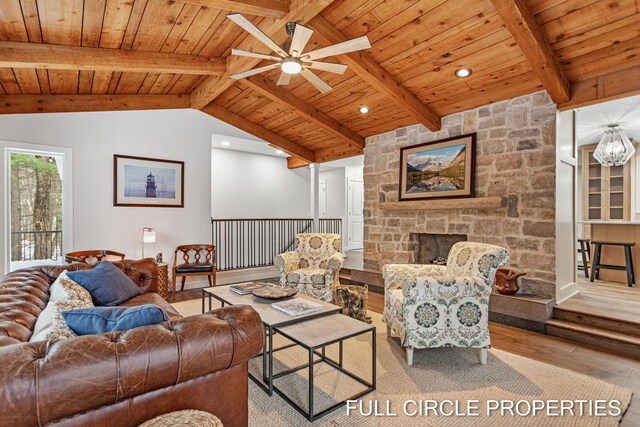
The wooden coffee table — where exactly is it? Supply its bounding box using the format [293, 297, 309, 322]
[201, 286, 341, 396]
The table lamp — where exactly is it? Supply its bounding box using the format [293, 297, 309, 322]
[142, 227, 156, 258]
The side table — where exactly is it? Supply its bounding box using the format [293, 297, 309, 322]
[157, 263, 169, 300]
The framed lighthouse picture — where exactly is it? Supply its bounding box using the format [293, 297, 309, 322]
[114, 155, 184, 207]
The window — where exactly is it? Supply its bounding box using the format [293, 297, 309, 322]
[1, 141, 73, 273]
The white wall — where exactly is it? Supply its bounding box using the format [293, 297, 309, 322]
[211, 148, 310, 218]
[0, 108, 255, 288]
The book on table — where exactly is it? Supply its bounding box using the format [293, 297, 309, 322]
[230, 282, 265, 295]
[271, 297, 323, 316]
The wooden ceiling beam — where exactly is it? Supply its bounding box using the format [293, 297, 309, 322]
[490, 0, 571, 104]
[181, 0, 289, 19]
[308, 15, 441, 132]
[0, 94, 190, 114]
[190, 0, 335, 109]
[243, 75, 365, 150]
[287, 157, 311, 169]
[314, 143, 363, 163]
[0, 41, 225, 75]
[201, 103, 316, 162]
[559, 65, 640, 111]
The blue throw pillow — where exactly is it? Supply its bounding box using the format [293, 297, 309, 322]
[67, 261, 143, 306]
[62, 304, 168, 335]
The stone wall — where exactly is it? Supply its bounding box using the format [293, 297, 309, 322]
[363, 91, 557, 297]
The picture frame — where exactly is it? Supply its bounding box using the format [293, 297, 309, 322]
[114, 154, 184, 207]
[399, 133, 476, 201]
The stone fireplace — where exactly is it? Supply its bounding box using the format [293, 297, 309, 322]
[363, 91, 557, 299]
[413, 233, 467, 265]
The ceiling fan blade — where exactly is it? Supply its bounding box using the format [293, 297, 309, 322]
[303, 35, 371, 61]
[227, 13, 287, 57]
[231, 48, 282, 62]
[300, 69, 332, 93]
[229, 63, 281, 80]
[276, 72, 292, 86]
[305, 61, 348, 74]
[289, 24, 314, 57]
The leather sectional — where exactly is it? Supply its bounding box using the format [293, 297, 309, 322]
[0, 259, 263, 427]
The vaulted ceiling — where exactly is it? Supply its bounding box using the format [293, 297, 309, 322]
[0, 0, 638, 167]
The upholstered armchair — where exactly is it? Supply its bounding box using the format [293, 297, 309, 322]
[382, 242, 509, 366]
[274, 233, 343, 302]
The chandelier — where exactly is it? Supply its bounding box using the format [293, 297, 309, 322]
[593, 125, 635, 166]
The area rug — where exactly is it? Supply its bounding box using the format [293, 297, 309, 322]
[172, 299, 632, 426]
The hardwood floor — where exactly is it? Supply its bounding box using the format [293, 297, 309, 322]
[559, 279, 640, 324]
[174, 283, 640, 426]
[343, 250, 365, 270]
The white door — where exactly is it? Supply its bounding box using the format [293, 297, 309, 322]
[319, 180, 327, 218]
[556, 110, 578, 303]
[347, 179, 364, 250]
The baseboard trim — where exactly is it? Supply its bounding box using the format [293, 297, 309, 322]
[215, 266, 279, 286]
[177, 266, 279, 291]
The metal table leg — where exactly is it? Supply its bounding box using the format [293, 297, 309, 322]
[308, 346, 315, 421]
[268, 325, 274, 396]
[372, 329, 377, 389]
[262, 326, 268, 382]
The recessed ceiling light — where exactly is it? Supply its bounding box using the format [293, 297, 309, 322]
[455, 68, 473, 78]
[359, 106, 369, 114]
[276, 149, 284, 154]
[221, 141, 231, 146]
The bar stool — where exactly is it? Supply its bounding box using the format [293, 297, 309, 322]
[589, 241, 635, 287]
[577, 238, 590, 278]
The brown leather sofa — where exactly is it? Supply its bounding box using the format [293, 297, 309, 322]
[0, 259, 263, 427]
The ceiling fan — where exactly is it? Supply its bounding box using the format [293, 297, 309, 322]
[226, 13, 371, 93]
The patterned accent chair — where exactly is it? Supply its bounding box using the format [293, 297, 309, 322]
[382, 242, 509, 366]
[274, 233, 343, 302]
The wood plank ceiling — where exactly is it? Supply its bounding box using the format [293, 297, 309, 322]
[0, 0, 638, 166]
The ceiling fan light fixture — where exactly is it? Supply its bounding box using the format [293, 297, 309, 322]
[281, 58, 302, 74]
[455, 68, 473, 78]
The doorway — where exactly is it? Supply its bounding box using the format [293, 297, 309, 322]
[319, 179, 327, 218]
[347, 178, 364, 250]
[1, 141, 73, 273]
[556, 95, 640, 324]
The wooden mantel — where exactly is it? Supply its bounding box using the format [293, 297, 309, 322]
[379, 197, 503, 211]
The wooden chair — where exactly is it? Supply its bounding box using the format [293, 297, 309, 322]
[65, 250, 125, 264]
[172, 244, 216, 296]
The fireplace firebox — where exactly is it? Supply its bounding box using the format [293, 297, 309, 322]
[413, 233, 467, 265]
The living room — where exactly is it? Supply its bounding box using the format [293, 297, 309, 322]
[1, 0, 639, 426]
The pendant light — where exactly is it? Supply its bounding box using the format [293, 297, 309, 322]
[593, 125, 635, 166]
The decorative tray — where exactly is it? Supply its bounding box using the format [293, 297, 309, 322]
[252, 286, 298, 300]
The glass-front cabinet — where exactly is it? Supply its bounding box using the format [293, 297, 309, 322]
[581, 143, 631, 222]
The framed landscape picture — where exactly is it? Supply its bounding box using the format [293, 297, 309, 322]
[399, 133, 476, 201]
[114, 155, 184, 207]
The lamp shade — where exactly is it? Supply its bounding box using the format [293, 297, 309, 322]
[594, 126, 635, 166]
[143, 228, 156, 243]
